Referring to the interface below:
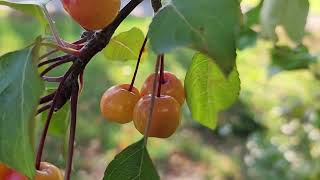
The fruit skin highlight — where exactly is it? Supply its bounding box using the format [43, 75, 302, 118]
[34, 162, 63, 180]
[100, 84, 141, 124]
[61, 0, 120, 30]
[141, 71, 185, 105]
[133, 95, 181, 138]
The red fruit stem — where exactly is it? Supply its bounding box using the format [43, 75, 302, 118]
[157, 54, 164, 97]
[64, 84, 79, 180]
[39, 91, 56, 104]
[37, 103, 52, 115]
[40, 58, 74, 77]
[35, 67, 74, 169]
[38, 55, 71, 67]
[129, 36, 148, 92]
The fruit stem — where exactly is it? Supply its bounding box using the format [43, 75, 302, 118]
[157, 54, 164, 97]
[42, 76, 64, 82]
[41, 5, 65, 47]
[39, 91, 56, 104]
[37, 103, 52, 115]
[40, 57, 74, 77]
[40, 42, 81, 56]
[38, 55, 71, 67]
[35, 67, 74, 169]
[64, 83, 79, 180]
[143, 55, 161, 144]
[129, 36, 148, 92]
[39, 49, 59, 61]
[160, 54, 165, 84]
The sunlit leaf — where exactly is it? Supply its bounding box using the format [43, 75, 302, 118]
[0, 41, 44, 178]
[103, 27, 146, 61]
[185, 53, 240, 129]
[0, 0, 49, 29]
[103, 139, 159, 180]
[148, 0, 241, 75]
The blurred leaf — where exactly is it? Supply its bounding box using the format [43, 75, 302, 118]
[237, 28, 258, 50]
[280, 0, 309, 43]
[260, 0, 309, 42]
[41, 99, 70, 138]
[103, 139, 159, 180]
[185, 53, 241, 129]
[103, 27, 146, 61]
[0, 0, 49, 29]
[269, 45, 316, 76]
[148, 0, 241, 75]
[0, 41, 44, 178]
[244, 0, 264, 26]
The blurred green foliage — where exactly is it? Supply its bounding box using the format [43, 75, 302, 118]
[0, 1, 320, 179]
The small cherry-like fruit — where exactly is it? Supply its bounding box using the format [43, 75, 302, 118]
[5, 170, 28, 180]
[4, 162, 62, 180]
[100, 84, 141, 124]
[141, 71, 185, 105]
[35, 162, 63, 180]
[133, 95, 181, 138]
[61, 0, 120, 30]
[0, 163, 10, 179]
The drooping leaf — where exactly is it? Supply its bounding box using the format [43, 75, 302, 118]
[103, 27, 146, 61]
[269, 45, 316, 76]
[185, 53, 241, 129]
[260, 0, 309, 42]
[103, 139, 159, 180]
[0, 42, 44, 178]
[0, 0, 49, 29]
[148, 0, 241, 75]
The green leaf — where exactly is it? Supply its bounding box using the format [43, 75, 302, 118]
[103, 139, 159, 180]
[103, 27, 146, 61]
[260, 0, 309, 42]
[41, 100, 70, 138]
[0, 0, 49, 29]
[269, 45, 316, 75]
[185, 53, 241, 129]
[148, 0, 241, 75]
[0, 43, 44, 178]
[280, 0, 309, 42]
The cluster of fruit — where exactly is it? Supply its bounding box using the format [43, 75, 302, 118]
[100, 71, 185, 138]
[0, 162, 62, 180]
